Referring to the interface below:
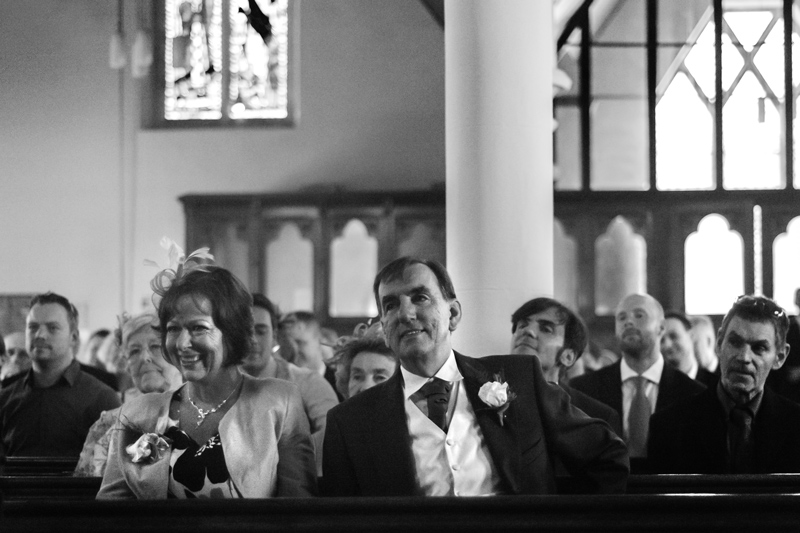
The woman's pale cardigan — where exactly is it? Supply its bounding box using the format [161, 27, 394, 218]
[97, 375, 317, 499]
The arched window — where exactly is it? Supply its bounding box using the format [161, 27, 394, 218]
[684, 214, 744, 315]
[265, 222, 314, 313]
[329, 219, 378, 318]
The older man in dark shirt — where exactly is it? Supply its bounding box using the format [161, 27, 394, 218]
[649, 295, 800, 474]
[0, 292, 120, 458]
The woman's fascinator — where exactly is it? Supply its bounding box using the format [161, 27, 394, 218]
[144, 237, 215, 304]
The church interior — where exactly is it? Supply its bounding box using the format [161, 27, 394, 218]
[4, 0, 800, 529]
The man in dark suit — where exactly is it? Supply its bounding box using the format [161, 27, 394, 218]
[649, 295, 800, 474]
[662, 310, 718, 387]
[509, 297, 622, 437]
[323, 257, 628, 497]
[570, 294, 704, 463]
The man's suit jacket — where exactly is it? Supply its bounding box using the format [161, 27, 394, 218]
[695, 366, 719, 388]
[562, 383, 622, 438]
[569, 360, 705, 419]
[322, 353, 628, 496]
[648, 386, 800, 474]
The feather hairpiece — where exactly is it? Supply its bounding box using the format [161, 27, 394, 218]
[144, 236, 215, 299]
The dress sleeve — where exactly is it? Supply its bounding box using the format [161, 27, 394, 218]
[96, 413, 136, 499]
[275, 385, 318, 497]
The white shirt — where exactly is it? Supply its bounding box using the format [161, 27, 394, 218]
[401, 351, 500, 496]
[620, 355, 663, 442]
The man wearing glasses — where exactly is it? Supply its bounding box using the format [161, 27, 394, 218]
[649, 295, 800, 474]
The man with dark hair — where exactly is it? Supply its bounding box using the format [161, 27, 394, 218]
[662, 310, 717, 387]
[570, 294, 704, 463]
[0, 292, 120, 457]
[281, 311, 343, 401]
[649, 295, 800, 474]
[242, 293, 338, 474]
[323, 257, 628, 496]
[510, 297, 621, 436]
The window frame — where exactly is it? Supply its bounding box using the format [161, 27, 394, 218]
[143, 0, 299, 129]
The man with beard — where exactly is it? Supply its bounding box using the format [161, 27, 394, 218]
[649, 295, 800, 474]
[570, 293, 704, 461]
[0, 292, 120, 457]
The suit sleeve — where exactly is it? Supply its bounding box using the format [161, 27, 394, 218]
[321, 407, 360, 496]
[536, 366, 629, 493]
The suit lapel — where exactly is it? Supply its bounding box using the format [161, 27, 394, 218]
[603, 362, 624, 416]
[366, 371, 418, 495]
[456, 353, 522, 494]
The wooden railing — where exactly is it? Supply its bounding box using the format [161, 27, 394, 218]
[3, 495, 800, 532]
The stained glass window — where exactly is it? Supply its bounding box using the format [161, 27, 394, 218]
[163, 0, 291, 124]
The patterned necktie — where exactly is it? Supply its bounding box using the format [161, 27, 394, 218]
[627, 376, 650, 457]
[418, 378, 453, 432]
[729, 406, 754, 474]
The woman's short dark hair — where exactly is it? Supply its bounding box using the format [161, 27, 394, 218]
[157, 266, 254, 367]
[334, 336, 396, 400]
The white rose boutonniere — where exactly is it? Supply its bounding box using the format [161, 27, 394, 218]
[478, 374, 517, 426]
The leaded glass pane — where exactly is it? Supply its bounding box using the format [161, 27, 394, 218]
[591, 44, 648, 190]
[656, 72, 714, 190]
[684, 214, 744, 315]
[165, 0, 223, 120]
[723, 72, 783, 189]
[591, 0, 645, 43]
[229, 0, 290, 119]
[554, 105, 581, 190]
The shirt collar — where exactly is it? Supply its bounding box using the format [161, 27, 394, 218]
[25, 359, 80, 388]
[401, 350, 463, 400]
[620, 354, 664, 384]
[716, 381, 763, 418]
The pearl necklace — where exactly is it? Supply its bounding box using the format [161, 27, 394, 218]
[186, 378, 242, 428]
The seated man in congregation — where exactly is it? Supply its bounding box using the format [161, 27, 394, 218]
[662, 310, 718, 387]
[281, 311, 344, 402]
[509, 297, 621, 437]
[570, 293, 704, 466]
[240, 293, 338, 475]
[323, 257, 628, 496]
[0, 293, 120, 458]
[649, 295, 800, 474]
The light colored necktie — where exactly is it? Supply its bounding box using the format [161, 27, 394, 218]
[627, 375, 650, 457]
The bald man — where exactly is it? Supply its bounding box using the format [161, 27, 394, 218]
[570, 294, 704, 461]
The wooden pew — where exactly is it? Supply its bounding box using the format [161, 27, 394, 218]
[3, 495, 800, 532]
[0, 476, 100, 501]
[0, 457, 78, 476]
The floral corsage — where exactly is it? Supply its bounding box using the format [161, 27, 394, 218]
[123, 414, 179, 465]
[478, 374, 517, 426]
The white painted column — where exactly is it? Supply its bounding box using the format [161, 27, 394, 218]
[445, 0, 554, 356]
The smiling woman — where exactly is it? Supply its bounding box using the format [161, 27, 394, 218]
[97, 259, 316, 499]
[75, 312, 182, 477]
